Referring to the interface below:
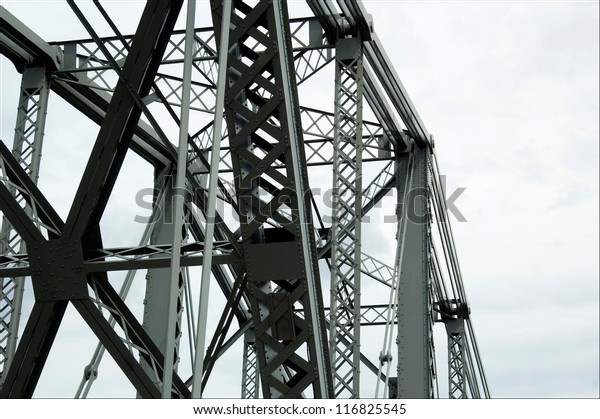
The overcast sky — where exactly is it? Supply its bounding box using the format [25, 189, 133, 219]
[370, 0, 599, 398]
[1, 0, 598, 398]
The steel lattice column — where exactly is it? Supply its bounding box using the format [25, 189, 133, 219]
[445, 318, 466, 399]
[210, 0, 332, 398]
[241, 330, 259, 398]
[396, 146, 434, 398]
[0, 67, 50, 384]
[329, 36, 364, 399]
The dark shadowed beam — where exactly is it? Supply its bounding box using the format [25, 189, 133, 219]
[81, 275, 191, 398]
[0, 6, 62, 73]
[71, 298, 162, 398]
[0, 145, 67, 398]
[0, 185, 45, 243]
[0, 300, 68, 398]
[61, 0, 184, 240]
[0, 141, 64, 236]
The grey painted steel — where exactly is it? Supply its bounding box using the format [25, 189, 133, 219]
[329, 36, 364, 398]
[61, 1, 192, 396]
[0, 6, 62, 72]
[76, 189, 165, 398]
[272, 0, 332, 397]
[162, 0, 196, 398]
[241, 330, 260, 399]
[141, 173, 184, 394]
[373, 149, 413, 399]
[0, 0, 189, 398]
[191, 0, 231, 397]
[0, 143, 65, 397]
[306, 0, 430, 145]
[396, 146, 434, 398]
[0, 0, 490, 399]
[321, 304, 398, 327]
[445, 318, 466, 399]
[0, 66, 50, 384]
[428, 151, 490, 398]
[209, 0, 333, 398]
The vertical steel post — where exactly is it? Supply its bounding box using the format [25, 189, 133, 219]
[446, 318, 466, 399]
[273, 0, 331, 396]
[329, 36, 364, 398]
[209, 0, 333, 398]
[162, 0, 195, 398]
[0, 66, 50, 384]
[141, 171, 184, 392]
[241, 330, 259, 399]
[396, 146, 434, 398]
[190, 0, 232, 398]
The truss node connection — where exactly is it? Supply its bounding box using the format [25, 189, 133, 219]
[0, 0, 489, 399]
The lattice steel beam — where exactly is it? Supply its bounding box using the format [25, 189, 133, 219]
[329, 36, 364, 398]
[0, 66, 50, 384]
[446, 319, 466, 399]
[210, 0, 332, 398]
[241, 330, 260, 399]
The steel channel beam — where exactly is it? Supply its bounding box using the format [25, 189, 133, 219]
[395, 146, 434, 398]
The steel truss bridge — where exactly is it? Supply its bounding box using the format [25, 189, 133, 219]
[0, 0, 489, 398]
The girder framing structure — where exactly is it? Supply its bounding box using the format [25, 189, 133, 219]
[329, 36, 364, 398]
[208, 0, 332, 398]
[0, 66, 50, 383]
[0, 0, 490, 399]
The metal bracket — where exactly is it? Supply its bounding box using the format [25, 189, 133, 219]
[27, 239, 88, 301]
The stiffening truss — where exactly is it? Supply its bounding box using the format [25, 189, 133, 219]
[0, 0, 489, 398]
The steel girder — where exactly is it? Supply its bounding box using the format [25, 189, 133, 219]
[0, 0, 190, 398]
[47, 11, 407, 166]
[394, 146, 435, 398]
[139, 171, 185, 390]
[241, 330, 260, 398]
[307, 0, 429, 146]
[329, 36, 364, 398]
[0, 66, 50, 385]
[209, 0, 332, 398]
[0, 7, 62, 73]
